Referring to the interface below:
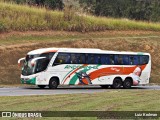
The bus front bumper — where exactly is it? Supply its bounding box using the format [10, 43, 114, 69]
[21, 77, 36, 85]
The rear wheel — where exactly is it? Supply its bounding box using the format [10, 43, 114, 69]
[49, 78, 59, 89]
[123, 78, 132, 89]
[111, 78, 122, 89]
[38, 85, 46, 89]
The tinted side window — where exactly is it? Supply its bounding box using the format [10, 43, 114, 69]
[123, 55, 129, 65]
[129, 55, 140, 65]
[49, 52, 55, 60]
[70, 54, 78, 64]
[86, 54, 101, 64]
[70, 53, 85, 64]
[140, 55, 149, 65]
[40, 52, 55, 60]
[101, 55, 110, 64]
[95, 54, 101, 64]
[86, 54, 93, 64]
[54, 53, 70, 64]
[79, 54, 85, 64]
[109, 55, 115, 65]
[115, 55, 123, 65]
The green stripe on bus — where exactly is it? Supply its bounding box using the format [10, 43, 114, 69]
[62, 69, 74, 84]
[69, 69, 89, 85]
[69, 65, 101, 85]
[21, 77, 36, 85]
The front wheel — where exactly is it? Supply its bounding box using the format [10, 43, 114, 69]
[38, 85, 46, 89]
[123, 78, 132, 89]
[49, 78, 59, 89]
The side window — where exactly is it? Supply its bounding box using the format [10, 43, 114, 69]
[49, 52, 55, 60]
[129, 55, 140, 65]
[71, 54, 78, 64]
[54, 53, 70, 65]
[79, 54, 85, 64]
[95, 54, 101, 64]
[123, 55, 129, 65]
[101, 54, 110, 64]
[129, 56, 134, 65]
[87, 54, 95, 64]
[140, 55, 149, 65]
[35, 59, 49, 73]
[115, 55, 123, 65]
[70, 53, 85, 64]
[109, 55, 115, 65]
[40, 53, 49, 59]
[86, 54, 101, 64]
[40, 52, 55, 60]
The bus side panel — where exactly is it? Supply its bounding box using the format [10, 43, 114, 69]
[45, 63, 150, 86]
[61, 65, 124, 85]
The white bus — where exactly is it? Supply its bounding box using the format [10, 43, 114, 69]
[18, 48, 151, 89]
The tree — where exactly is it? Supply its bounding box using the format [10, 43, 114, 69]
[79, 0, 160, 22]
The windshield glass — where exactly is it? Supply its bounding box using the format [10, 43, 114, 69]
[22, 52, 55, 76]
[22, 54, 39, 76]
[34, 59, 50, 73]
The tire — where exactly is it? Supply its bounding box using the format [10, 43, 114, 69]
[111, 78, 122, 89]
[100, 85, 109, 89]
[123, 78, 132, 89]
[38, 85, 46, 89]
[49, 78, 59, 89]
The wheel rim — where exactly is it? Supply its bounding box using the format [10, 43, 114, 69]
[51, 81, 57, 87]
[114, 81, 121, 88]
[125, 81, 131, 87]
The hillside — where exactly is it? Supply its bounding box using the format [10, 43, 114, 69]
[0, 2, 160, 85]
[0, 2, 160, 32]
[0, 30, 160, 84]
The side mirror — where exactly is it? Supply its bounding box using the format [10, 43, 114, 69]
[31, 57, 46, 67]
[18, 57, 25, 67]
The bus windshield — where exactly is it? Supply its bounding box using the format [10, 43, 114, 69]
[22, 54, 39, 76]
[22, 52, 55, 76]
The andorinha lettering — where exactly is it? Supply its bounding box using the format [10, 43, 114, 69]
[64, 65, 98, 70]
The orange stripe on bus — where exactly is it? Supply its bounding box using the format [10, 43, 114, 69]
[43, 50, 58, 53]
[89, 65, 146, 81]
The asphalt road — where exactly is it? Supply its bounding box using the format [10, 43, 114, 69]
[0, 85, 160, 96]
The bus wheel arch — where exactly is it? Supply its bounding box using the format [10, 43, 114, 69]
[111, 77, 123, 89]
[123, 77, 133, 89]
[49, 77, 60, 89]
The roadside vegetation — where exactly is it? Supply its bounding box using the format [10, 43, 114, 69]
[0, 2, 160, 32]
[0, 90, 159, 119]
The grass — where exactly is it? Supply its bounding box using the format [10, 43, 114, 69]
[0, 30, 160, 45]
[0, 90, 159, 119]
[0, 2, 160, 32]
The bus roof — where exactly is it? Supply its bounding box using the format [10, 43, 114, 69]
[27, 48, 150, 55]
[28, 48, 59, 55]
